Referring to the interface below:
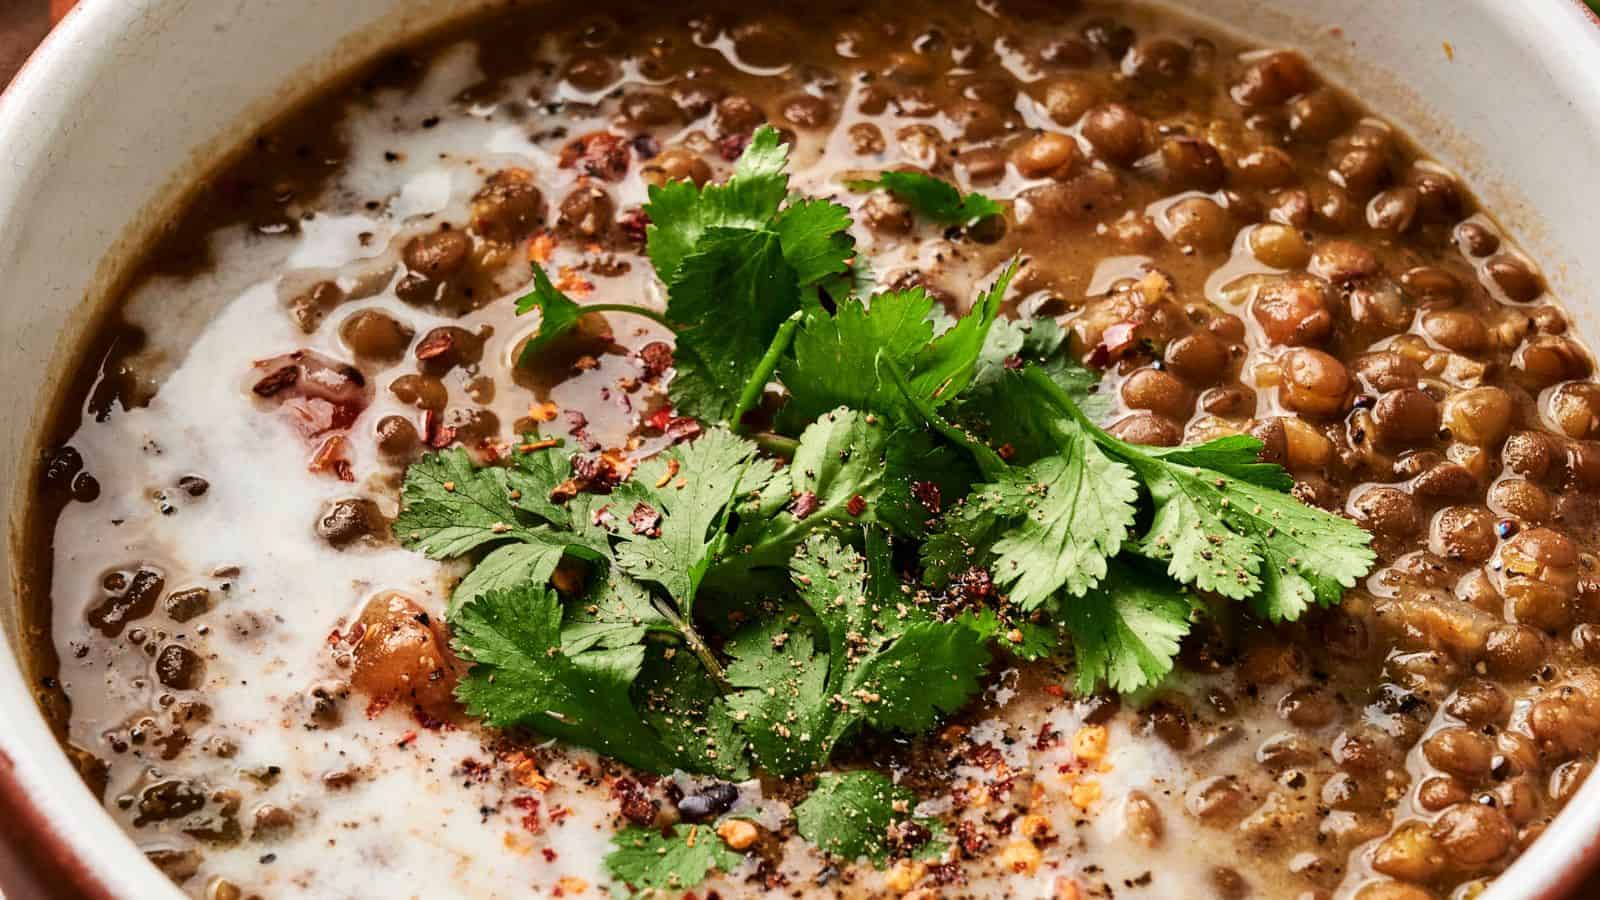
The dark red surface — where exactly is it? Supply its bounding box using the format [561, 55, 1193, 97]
[1, 2, 1600, 898]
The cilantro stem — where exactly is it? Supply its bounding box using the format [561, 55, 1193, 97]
[578, 303, 675, 328]
[752, 431, 799, 458]
[1020, 365, 1103, 436]
[730, 310, 804, 433]
[652, 598, 732, 691]
[1020, 365, 1160, 469]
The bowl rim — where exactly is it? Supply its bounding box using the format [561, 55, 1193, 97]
[4, 1, 1600, 899]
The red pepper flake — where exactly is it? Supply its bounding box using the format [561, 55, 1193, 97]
[953, 566, 995, 603]
[1088, 318, 1144, 368]
[541, 848, 558, 863]
[628, 502, 662, 536]
[911, 481, 943, 514]
[791, 491, 820, 520]
[611, 777, 658, 826]
[664, 416, 701, 445]
[619, 207, 651, 245]
[955, 820, 990, 858]
[308, 435, 355, 482]
[644, 405, 674, 432]
[997, 443, 1017, 461]
[397, 730, 418, 747]
[846, 494, 868, 517]
[1003, 354, 1025, 370]
[1035, 722, 1062, 751]
[1043, 684, 1067, 699]
[527, 231, 556, 263]
[510, 795, 544, 834]
[555, 267, 594, 297]
[558, 131, 631, 181]
[601, 449, 636, 482]
[967, 743, 1003, 769]
[548, 805, 572, 824]
[458, 758, 493, 784]
[423, 410, 457, 449]
[718, 132, 751, 161]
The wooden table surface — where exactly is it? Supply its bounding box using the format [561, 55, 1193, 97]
[2, 2, 1599, 899]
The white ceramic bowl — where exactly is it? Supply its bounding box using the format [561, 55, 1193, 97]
[3, 1, 1600, 897]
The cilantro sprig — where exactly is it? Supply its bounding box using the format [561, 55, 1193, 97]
[847, 170, 1006, 226]
[605, 823, 745, 897]
[396, 122, 1377, 891]
[795, 770, 944, 863]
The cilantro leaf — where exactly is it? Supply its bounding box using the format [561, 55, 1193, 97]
[1131, 451, 1373, 621]
[794, 770, 934, 864]
[513, 265, 583, 366]
[804, 529, 987, 737]
[666, 228, 802, 424]
[641, 126, 855, 424]
[972, 316, 1110, 420]
[959, 608, 1062, 662]
[731, 124, 788, 176]
[773, 197, 856, 287]
[452, 542, 569, 615]
[560, 570, 674, 654]
[394, 449, 547, 557]
[637, 648, 747, 780]
[394, 447, 608, 613]
[907, 257, 1020, 405]
[723, 612, 833, 774]
[849, 618, 991, 732]
[980, 436, 1139, 607]
[945, 410, 1139, 609]
[607, 428, 774, 611]
[779, 290, 938, 427]
[1021, 366, 1375, 622]
[725, 531, 988, 775]
[730, 408, 890, 571]
[777, 259, 1018, 431]
[452, 584, 704, 774]
[1146, 433, 1294, 489]
[954, 318, 1111, 464]
[919, 490, 1007, 590]
[605, 823, 744, 897]
[847, 171, 1005, 226]
[877, 425, 979, 538]
[513, 266, 671, 367]
[1062, 560, 1193, 694]
[645, 127, 790, 284]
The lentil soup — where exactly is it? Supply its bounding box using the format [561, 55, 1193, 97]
[22, 2, 1600, 899]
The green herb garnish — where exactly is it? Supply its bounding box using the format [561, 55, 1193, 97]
[398, 124, 1376, 892]
[604, 823, 745, 897]
[847, 170, 1006, 226]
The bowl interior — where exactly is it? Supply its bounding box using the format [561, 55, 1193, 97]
[2, 1, 1599, 896]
